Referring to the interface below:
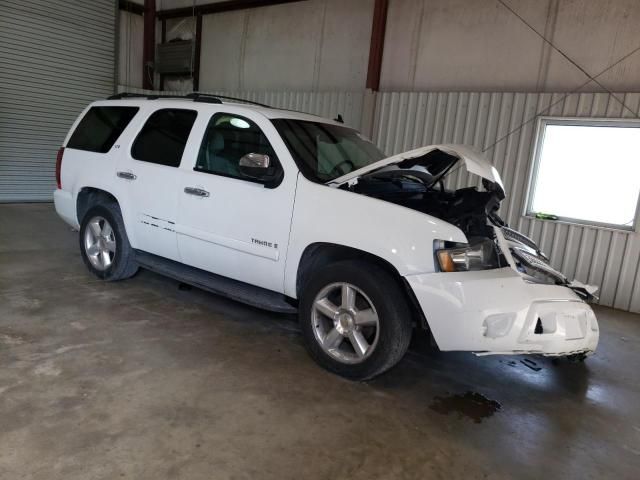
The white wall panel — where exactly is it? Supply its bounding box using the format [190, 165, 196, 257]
[198, 0, 373, 91]
[315, 0, 374, 90]
[381, 0, 640, 92]
[118, 10, 143, 89]
[242, 1, 323, 90]
[199, 11, 247, 91]
[373, 90, 640, 313]
[381, 0, 550, 91]
[155, 0, 640, 93]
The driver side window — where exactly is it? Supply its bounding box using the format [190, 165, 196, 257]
[195, 113, 281, 182]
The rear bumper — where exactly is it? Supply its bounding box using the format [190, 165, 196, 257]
[406, 267, 599, 356]
[53, 189, 78, 229]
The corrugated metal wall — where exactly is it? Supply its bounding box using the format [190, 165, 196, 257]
[372, 91, 640, 313]
[0, 0, 116, 202]
[116, 87, 640, 313]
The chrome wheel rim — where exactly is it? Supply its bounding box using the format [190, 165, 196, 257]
[83, 216, 116, 271]
[311, 282, 380, 364]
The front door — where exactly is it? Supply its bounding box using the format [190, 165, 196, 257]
[176, 110, 297, 293]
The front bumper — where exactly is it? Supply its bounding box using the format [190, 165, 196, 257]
[405, 267, 599, 356]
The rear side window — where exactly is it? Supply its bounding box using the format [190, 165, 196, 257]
[131, 109, 197, 167]
[67, 106, 139, 153]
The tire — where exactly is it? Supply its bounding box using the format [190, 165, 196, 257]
[79, 203, 138, 281]
[299, 260, 412, 380]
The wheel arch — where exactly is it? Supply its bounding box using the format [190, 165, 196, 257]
[76, 187, 120, 222]
[75, 187, 139, 248]
[295, 242, 429, 332]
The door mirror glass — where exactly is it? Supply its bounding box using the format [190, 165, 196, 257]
[239, 153, 271, 179]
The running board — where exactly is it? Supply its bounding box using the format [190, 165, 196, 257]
[135, 250, 298, 314]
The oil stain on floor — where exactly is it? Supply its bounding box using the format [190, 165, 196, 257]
[429, 391, 502, 423]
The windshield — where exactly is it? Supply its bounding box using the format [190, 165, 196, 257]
[271, 119, 386, 183]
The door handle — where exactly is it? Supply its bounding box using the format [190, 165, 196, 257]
[184, 187, 210, 197]
[117, 171, 137, 180]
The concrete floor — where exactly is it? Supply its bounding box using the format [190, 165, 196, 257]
[1, 203, 639, 480]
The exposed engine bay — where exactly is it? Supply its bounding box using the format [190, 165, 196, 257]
[349, 174, 503, 238]
[340, 148, 596, 301]
[343, 149, 506, 239]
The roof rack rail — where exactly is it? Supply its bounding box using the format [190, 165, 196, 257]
[107, 92, 222, 103]
[107, 92, 271, 108]
[191, 93, 272, 108]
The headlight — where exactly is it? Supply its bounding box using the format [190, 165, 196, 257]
[436, 239, 498, 272]
[510, 247, 567, 285]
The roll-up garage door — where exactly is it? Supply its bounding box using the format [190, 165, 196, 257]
[0, 0, 116, 202]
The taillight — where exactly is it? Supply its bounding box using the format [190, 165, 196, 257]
[55, 147, 64, 189]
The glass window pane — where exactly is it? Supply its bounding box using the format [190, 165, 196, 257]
[272, 119, 385, 183]
[530, 122, 640, 227]
[195, 113, 280, 180]
[67, 106, 139, 153]
[132, 109, 197, 167]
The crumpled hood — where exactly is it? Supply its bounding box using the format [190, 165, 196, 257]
[328, 144, 505, 192]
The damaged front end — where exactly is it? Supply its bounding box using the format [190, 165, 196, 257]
[496, 226, 598, 301]
[332, 144, 598, 301]
[331, 144, 599, 356]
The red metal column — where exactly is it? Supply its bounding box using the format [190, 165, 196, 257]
[193, 15, 203, 91]
[142, 0, 156, 90]
[159, 19, 166, 90]
[366, 0, 389, 91]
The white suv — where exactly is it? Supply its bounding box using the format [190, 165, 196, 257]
[54, 93, 599, 380]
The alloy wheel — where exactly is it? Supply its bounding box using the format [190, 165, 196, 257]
[311, 282, 380, 364]
[83, 216, 116, 271]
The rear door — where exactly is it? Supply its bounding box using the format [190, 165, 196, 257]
[116, 107, 198, 261]
[176, 110, 297, 293]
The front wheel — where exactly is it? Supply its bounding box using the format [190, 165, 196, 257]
[299, 260, 412, 380]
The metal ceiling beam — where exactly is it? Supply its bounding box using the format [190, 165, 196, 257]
[157, 0, 307, 20]
[366, 0, 388, 91]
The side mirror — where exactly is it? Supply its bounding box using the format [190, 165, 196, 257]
[239, 153, 272, 180]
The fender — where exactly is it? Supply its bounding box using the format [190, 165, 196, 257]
[283, 176, 467, 298]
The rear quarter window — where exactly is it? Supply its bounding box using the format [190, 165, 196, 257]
[67, 106, 139, 153]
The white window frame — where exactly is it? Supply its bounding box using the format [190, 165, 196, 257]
[525, 116, 640, 232]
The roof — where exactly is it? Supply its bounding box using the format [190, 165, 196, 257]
[96, 94, 343, 126]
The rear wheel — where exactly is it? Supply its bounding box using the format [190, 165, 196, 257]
[299, 260, 412, 380]
[79, 203, 138, 281]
